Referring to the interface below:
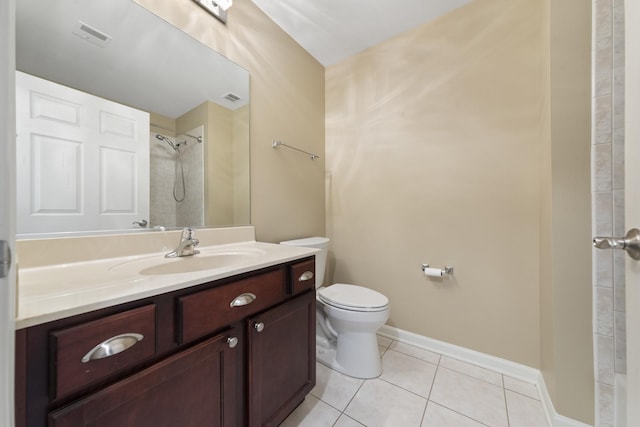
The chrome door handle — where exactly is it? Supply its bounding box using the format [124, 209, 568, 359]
[593, 228, 640, 260]
[254, 322, 265, 332]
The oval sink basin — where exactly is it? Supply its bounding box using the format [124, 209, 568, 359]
[138, 254, 248, 275]
[109, 246, 267, 276]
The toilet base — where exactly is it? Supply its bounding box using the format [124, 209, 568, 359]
[315, 332, 382, 379]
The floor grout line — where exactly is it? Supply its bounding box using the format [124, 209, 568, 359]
[419, 361, 440, 426]
[436, 364, 505, 389]
[376, 376, 431, 400]
[502, 373, 512, 427]
[292, 337, 549, 427]
[427, 401, 494, 427]
[332, 373, 367, 424]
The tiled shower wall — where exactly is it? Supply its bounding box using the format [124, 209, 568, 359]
[150, 129, 204, 229]
[150, 132, 178, 227]
[592, 0, 625, 425]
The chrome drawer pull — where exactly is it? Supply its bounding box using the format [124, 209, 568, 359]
[230, 293, 256, 307]
[81, 333, 144, 363]
[299, 271, 314, 282]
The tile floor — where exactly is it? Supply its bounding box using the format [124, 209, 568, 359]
[281, 336, 549, 427]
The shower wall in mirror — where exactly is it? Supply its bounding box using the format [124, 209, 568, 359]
[15, 0, 250, 237]
[151, 126, 204, 229]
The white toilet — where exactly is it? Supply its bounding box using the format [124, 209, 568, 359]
[280, 237, 390, 379]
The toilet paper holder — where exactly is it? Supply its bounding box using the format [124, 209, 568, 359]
[421, 264, 454, 278]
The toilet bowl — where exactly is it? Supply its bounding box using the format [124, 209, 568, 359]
[280, 237, 390, 379]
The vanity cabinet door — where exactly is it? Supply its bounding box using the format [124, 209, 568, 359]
[48, 326, 241, 427]
[247, 290, 316, 427]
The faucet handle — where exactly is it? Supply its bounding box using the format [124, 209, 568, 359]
[181, 227, 195, 239]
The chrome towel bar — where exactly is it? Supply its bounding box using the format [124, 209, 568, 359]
[272, 140, 319, 160]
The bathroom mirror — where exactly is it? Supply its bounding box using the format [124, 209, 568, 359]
[15, 0, 250, 237]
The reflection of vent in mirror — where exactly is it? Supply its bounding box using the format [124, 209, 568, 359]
[223, 93, 241, 102]
[72, 21, 112, 47]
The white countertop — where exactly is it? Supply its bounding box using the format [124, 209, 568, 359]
[16, 241, 318, 329]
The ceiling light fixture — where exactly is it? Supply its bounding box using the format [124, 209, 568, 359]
[192, 0, 233, 24]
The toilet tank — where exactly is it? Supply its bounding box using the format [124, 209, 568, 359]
[280, 237, 329, 288]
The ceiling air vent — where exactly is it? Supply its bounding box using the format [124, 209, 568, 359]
[223, 93, 241, 102]
[72, 21, 112, 47]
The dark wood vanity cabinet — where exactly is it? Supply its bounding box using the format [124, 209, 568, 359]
[15, 257, 316, 427]
[248, 289, 316, 427]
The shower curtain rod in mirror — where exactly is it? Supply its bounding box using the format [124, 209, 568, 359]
[151, 122, 202, 143]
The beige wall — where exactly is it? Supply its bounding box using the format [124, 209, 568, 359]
[327, 0, 593, 422]
[233, 105, 250, 225]
[177, 101, 233, 225]
[174, 103, 207, 226]
[134, 0, 326, 243]
[327, 0, 540, 366]
[175, 101, 251, 226]
[540, 0, 594, 424]
[538, 0, 555, 407]
[150, 112, 177, 137]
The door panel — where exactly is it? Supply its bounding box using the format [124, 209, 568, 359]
[15, 71, 149, 235]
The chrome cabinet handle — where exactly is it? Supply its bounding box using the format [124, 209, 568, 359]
[254, 322, 265, 332]
[230, 293, 256, 307]
[227, 337, 238, 348]
[593, 228, 640, 260]
[298, 271, 314, 282]
[81, 333, 144, 363]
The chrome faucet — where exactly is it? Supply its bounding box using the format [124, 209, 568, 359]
[165, 227, 200, 258]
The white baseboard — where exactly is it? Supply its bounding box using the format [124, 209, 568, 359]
[378, 325, 592, 427]
[536, 372, 591, 427]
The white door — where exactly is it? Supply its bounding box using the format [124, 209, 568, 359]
[15, 71, 150, 236]
[0, 0, 16, 425]
[626, 2, 640, 425]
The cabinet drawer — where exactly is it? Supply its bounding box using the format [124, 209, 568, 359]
[51, 305, 156, 400]
[289, 259, 316, 295]
[49, 330, 239, 427]
[178, 269, 284, 344]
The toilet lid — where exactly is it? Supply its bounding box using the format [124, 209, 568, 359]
[318, 284, 389, 312]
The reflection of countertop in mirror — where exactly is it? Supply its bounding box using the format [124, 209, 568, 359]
[15, 227, 319, 329]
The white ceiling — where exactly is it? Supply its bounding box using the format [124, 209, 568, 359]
[251, 0, 471, 67]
